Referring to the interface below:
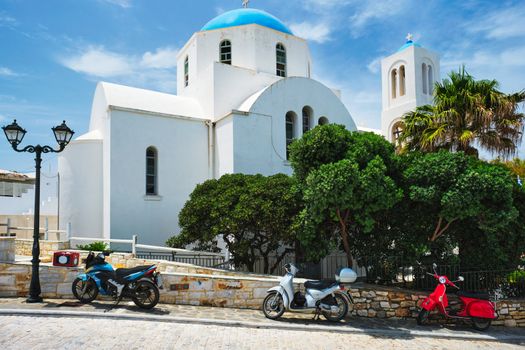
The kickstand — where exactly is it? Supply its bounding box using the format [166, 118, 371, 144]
[313, 309, 321, 321]
[104, 295, 123, 313]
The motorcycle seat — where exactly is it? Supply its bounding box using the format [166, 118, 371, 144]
[115, 265, 155, 279]
[304, 279, 338, 290]
[457, 290, 490, 300]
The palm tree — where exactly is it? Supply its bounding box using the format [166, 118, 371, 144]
[400, 67, 525, 158]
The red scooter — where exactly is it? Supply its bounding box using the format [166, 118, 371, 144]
[417, 263, 497, 331]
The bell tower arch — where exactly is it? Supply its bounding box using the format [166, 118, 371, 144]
[380, 34, 440, 142]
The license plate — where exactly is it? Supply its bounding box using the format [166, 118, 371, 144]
[155, 274, 164, 289]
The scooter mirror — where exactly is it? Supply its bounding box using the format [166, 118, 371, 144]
[432, 263, 437, 271]
[458, 276, 464, 282]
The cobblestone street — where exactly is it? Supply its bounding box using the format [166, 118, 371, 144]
[0, 298, 524, 349]
[0, 314, 523, 350]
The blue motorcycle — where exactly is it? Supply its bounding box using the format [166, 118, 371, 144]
[72, 251, 163, 309]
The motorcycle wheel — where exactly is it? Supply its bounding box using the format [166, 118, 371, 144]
[472, 318, 491, 331]
[72, 278, 98, 303]
[132, 280, 160, 309]
[262, 292, 285, 320]
[416, 309, 430, 325]
[322, 293, 348, 322]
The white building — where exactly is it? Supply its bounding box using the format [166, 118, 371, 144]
[58, 8, 358, 246]
[381, 34, 440, 144]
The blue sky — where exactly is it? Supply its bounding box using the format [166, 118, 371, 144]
[1, 0, 524, 172]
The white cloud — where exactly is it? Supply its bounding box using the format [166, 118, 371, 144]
[349, 0, 410, 37]
[0, 12, 17, 27]
[99, 0, 132, 8]
[0, 114, 6, 123]
[0, 67, 19, 77]
[61, 46, 133, 77]
[141, 47, 178, 69]
[289, 21, 331, 43]
[468, 5, 525, 39]
[366, 57, 382, 74]
[59, 45, 179, 92]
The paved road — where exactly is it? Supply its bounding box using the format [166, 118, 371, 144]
[0, 314, 523, 350]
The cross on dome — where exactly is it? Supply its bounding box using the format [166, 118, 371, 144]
[406, 33, 413, 42]
[242, 0, 250, 8]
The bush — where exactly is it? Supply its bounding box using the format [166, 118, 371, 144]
[76, 241, 108, 251]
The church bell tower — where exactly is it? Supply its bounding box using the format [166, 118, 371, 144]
[380, 34, 440, 144]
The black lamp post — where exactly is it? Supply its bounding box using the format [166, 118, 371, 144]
[2, 119, 74, 303]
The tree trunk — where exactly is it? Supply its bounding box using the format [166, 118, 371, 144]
[336, 209, 353, 268]
[263, 255, 269, 274]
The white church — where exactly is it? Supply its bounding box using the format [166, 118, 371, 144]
[58, 7, 440, 246]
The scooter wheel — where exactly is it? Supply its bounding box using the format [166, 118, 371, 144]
[72, 277, 98, 303]
[472, 318, 491, 331]
[262, 292, 285, 320]
[416, 309, 430, 325]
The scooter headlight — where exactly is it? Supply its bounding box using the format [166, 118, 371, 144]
[439, 276, 446, 284]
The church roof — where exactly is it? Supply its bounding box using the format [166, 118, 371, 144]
[97, 82, 207, 120]
[398, 39, 422, 52]
[201, 8, 293, 35]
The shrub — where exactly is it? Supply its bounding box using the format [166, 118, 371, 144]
[76, 241, 108, 251]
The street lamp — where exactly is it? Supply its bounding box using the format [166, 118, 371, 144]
[2, 119, 74, 303]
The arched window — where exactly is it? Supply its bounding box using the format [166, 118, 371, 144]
[428, 65, 433, 94]
[184, 56, 189, 87]
[391, 69, 397, 99]
[422, 63, 427, 94]
[391, 121, 404, 146]
[220, 40, 231, 64]
[302, 106, 312, 134]
[276, 43, 286, 77]
[399, 65, 406, 96]
[146, 147, 158, 195]
[285, 111, 296, 160]
[318, 116, 329, 125]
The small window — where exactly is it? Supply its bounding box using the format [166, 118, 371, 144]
[302, 106, 312, 134]
[391, 69, 397, 99]
[392, 121, 404, 146]
[184, 56, 189, 87]
[285, 111, 296, 160]
[146, 147, 158, 195]
[220, 40, 231, 65]
[318, 116, 329, 125]
[399, 65, 406, 96]
[422, 63, 427, 94]
[428, 65, 433, 94]
[276, 43, 287, 77]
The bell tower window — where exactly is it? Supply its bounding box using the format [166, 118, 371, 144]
[220, 40, 232, 65]
[428, 65, 433, 94]
[399, 65, 406, 96]
[391, 69, 397, 99]
[302, 106, 312, 134]
[422, 63, 427, 94]
[184, 56, 189, 87]
[285, 111, 296, 160]
[276, 43, 287, 77]
[146, 147, 158, 195]
[392, 121, 404, 146]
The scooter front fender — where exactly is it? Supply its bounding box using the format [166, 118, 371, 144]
[267, 286, 290, 308]
[76, 273, 89, 282]
[420, 296, 438, 311]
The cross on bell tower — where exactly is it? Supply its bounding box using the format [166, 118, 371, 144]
[242, 0, 250, 8]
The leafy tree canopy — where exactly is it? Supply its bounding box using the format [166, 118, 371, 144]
[166, 173, 301, 273]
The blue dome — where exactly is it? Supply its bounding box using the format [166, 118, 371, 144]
[398, 40, 422, 52]
[201, 9, 293, 35]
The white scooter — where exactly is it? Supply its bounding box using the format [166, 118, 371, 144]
[262, 263, 357, 322]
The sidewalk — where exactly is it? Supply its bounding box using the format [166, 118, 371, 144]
[0, 297, 524, 343]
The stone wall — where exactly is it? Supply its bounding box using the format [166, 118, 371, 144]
[1, 254, 524, 327]
[0, 238, 15, 262]
[15, 239, 70, 261]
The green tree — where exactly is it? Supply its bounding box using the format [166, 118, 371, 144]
[166, 173, 301, 273]
[401, 67, 525, 158]
[404, 151, 517, 247]
[291, 127, 402, 266]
